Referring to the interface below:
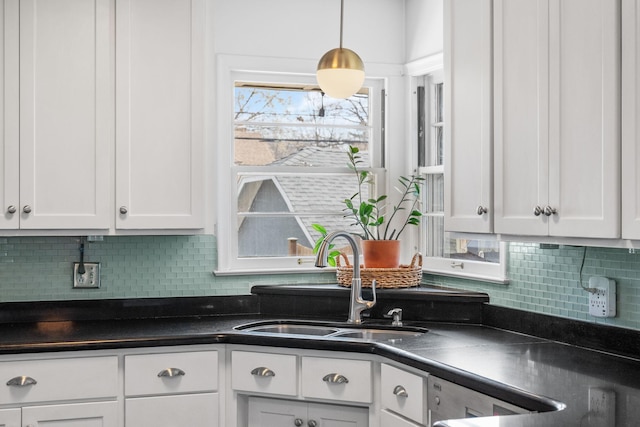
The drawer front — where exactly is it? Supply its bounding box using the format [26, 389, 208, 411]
[125, 350, 218, 396]
[0, 356, 118, 404]
[231, 351, 297, 396]
[380, 409, 423, 427]
[381, 363, 425, 424]
[301, 356, 372, 403]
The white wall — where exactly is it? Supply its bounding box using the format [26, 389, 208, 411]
[405, 0, 443, 62]
[212, 0, 406, 65]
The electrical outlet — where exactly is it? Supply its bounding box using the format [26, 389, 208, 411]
[588, 277, 616, 318]
[588, 387, 615, 427]
[73, 262, 101, 288]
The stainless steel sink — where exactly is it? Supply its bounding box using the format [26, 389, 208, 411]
[241, 324, 340, 336]
[331, 329, 423, 340]
[233, 320, 427, 341]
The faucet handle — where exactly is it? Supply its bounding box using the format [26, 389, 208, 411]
[386, 308, 403, 327]
[367, 279, 377, 309]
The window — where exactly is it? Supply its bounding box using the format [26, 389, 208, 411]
[416, 70, 506, 282]
[217, 66, 384, 273]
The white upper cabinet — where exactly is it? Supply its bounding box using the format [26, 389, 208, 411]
[444, 0, 493, 234]
[622, 0, 640, 239]
[1, 0, 113, 230]
[494, 0, 620, 239]
[115, 0, 204, 230]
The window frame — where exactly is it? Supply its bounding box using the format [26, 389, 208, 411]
[215, 55, 387, 274]
[407, 56, 508, 284]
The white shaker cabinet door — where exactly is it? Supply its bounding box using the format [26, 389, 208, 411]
[444, 0, 493, 234]
[494, 0, 620, 238]
[18, 0, 113, 230]
[115, 0, 205, 230]
[493, 0, 550, 237]
[126, 393, 218, 427]
[0, 0, 19, 230]
[22, 401, 118, 427]
[0, 408, 20, 427]
[622, 0, 640, 239]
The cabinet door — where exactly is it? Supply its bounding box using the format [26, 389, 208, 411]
[494, 0, 550, 236]
[22, 401, 118, 427]
[0, 408, 20, 427]
[307, 402, 368, 427]
[547, 0, 620, 238]
[115, 0, 204, 229]
[444, 0, 493, 233]
[19, 0, 113, 230]
[248, 397, 306, 427]
[126, 393, 218, 427]
[622, 0, 640, 239]
[0, 0, 19, 230]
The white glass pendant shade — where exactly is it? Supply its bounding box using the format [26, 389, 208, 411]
[317, 47, 365, 99]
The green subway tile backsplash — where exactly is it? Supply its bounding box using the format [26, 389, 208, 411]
[2, 237, 640, 332]
[0, 235, 336, 302]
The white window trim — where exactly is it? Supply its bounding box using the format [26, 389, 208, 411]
[214, 54, 400, 275]
[407, 54, 508, 284]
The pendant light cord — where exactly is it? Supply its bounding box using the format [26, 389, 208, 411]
[339, 0, 344, 49]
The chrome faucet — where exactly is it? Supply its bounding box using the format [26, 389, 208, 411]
[315, 231, 376, 324]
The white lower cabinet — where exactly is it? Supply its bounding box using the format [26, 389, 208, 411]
[380, 363, 427, 426]
[124, 350, 220, 427]
[22, 401, 118, 427]
[0, 408, 20, 427]
[380, 409, 423, 427]
[126, 393, 218, 426]
[248, 396, 368, 427]
[0, 356, 119, 427]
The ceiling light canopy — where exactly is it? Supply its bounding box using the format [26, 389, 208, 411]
[316, 0, 365, 99]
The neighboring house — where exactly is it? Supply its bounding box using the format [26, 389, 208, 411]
[237, 146, 368, 257]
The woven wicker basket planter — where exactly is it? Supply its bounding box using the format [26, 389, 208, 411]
[336, 252, 423, 288]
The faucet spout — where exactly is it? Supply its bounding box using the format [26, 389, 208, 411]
[315, 231, 376, 324]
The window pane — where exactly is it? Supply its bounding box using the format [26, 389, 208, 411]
[234, 86, 371, 166]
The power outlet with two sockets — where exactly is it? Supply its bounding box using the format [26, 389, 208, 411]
[588, 276, 616, 318]
[73, 262, 101, 288]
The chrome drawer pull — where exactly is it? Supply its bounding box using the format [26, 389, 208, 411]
[251, 367, 275, 377]
[393, 385, 409, 398]
[7, 376, 37, 387]
[157, 368, 185, 378]
[322, 373, 349, 384]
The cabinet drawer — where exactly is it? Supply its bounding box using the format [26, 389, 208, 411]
[231, 351, 297, 396]
[125, 351, 218, 396]
[381, 409, 423, 427]
[0, 356, 118, 404]
[301, 356, 372, 403]
[381, 364, 426, 424]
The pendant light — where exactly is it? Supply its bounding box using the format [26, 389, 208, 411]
[316, 0, 365, 99]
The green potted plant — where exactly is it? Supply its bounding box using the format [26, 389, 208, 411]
[314, 145, 424, 268]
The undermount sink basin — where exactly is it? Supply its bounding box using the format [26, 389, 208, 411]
[233, 320, 427, 342]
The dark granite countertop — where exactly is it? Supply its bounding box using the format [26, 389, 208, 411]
[0, 286, 637, 426]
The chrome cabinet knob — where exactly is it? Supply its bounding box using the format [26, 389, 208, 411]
[534, 205, 543, 216]
[157, 367, 185, 378]
[119, 206, 128, 214]
[544, 205, 557, 216]
[251, 367, 275, 377]
[308, 421, 317, 427]
[322, 373, 349, 384]
[22, 205, 32, 214]
[294, 419, 304, 427]
[6, 205, 16, 214]
[476, 205, 488, 215]
[393, 385, 409, 398]
[7, 376, 37, 387]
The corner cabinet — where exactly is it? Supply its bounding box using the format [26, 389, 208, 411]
[1, 0, 112, 231]
[115, 0, 205, 230]
[622, 0, 640, 239]
[493, 0, 620, 239]
[444, 0, 494, 234]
